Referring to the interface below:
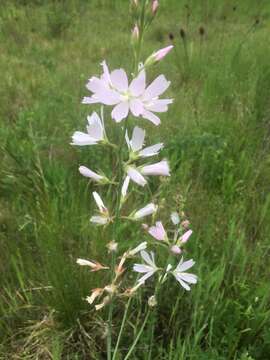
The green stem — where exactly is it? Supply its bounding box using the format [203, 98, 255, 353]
[112, 296, 133, 360]
[123, 310, 150, 360]
[107, 118, 130, 360]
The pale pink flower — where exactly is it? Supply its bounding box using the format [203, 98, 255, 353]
[71, 112, 104, 146]
[171, 258, 197, 291]
[79, 166, 104, 182]
[133, 250, 158, 284]
[141, 160, 170, 176]
[126, 126, 163, 158]
[133, 203, 158, 220]
[148, 221, 167, 241]
[180, 230, 193, 244]
[83, 62, 172, 125]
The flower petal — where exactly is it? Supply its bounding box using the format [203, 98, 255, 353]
[79, 166, 103, 181]
[86, 112, 104, 141]
[143, 75, 170, 100]
[110, 69, 129, 91]
[131, 126, 145, 152]
[141, 110, 161, 126]
[127, 167, 147, 187]
[71, 131, 97, 146]
[176, 258, 195, 272]
[111, 101, 129, 122]
[141, 250, 156, 267]
[139, 143, 163, 157]
[141, 160, 170, 176]
[130, 98, 144, 117]
[129, 69, 146, 96]
[145, 99, 173, 112]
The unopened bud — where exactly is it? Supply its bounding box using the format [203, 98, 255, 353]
[144, 45, 173, 67]
[151, 0, 159, 15]
[171, 245, 182, 255]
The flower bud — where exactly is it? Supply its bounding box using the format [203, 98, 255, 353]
[151, 0, 159, 15]
[144, 46, 173, 67]
[131, 23, 139, 41]
[171, 245, 182, 255]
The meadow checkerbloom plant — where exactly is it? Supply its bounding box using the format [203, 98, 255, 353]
[72, 2, 198, 359]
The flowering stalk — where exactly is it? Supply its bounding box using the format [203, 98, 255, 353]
[71, 4, 198, 359]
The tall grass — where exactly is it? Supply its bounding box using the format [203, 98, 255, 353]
[1, 0, 270, 358]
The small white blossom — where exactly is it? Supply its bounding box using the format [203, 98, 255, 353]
[79, 166, 104, 182]
[133, 250, 158, 284]
[133, 203, 158, 220]
[171, 258, 197, 291]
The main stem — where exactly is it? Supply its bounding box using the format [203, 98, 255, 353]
[107, 119, 130, 360]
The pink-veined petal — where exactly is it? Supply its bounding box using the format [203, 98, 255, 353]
[133, 264, 153, 273]
[179, 273, 198, 284]
[131, 126, 145, 152]
[143, 75, 170, 100]
[71, 131, 97, 146]
[101, 60, 111, 85]
[141, 110, 161, 126]
[138, 270, 155, 284]
[87, 112, 104, 140]
[127, 167, 147, 187]
[79, 166, 103, 181]
[176, 258, 195, 272]
[111, 101, 129, 122]
[141, 250, 156, 267]
[110, 69, 129, 91]
[86, 77, 107, 93]
[148, 221, 166, 241]
[174, 275, 191, 291]
[141, 160, 170, 176]
[145, 98, 173, 112]
[129, 69, 146, 96]
[94, 89, 120, 105]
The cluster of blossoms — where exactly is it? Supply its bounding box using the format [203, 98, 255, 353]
[72, 44, 197, 311]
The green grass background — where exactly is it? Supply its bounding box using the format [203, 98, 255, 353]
[1, 0, 270, 358]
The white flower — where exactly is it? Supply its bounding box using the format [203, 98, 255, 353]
[171, 258, 197, 291]
[126, 126, 163, 158]
[90, 192, 109, 225]
[129, 241, 147, 256]
[171, 212, 180, 225]
[132, 203, 158, 220]
[148, 221, 167, 241]
[133, 250, 158, 284]
[121, 176, 130, 199]
[86, 288, 104, 305]
[71, 112, 104, 146]
[79, 166, 104, 182]
[83, 62, 173, 125]
[141, 160, 170, 176]
[127, 159, 170, 187]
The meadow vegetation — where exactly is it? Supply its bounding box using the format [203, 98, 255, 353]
[1, 0, 270, 358]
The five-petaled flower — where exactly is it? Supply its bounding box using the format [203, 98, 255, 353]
[133, 250, 159, 284]
[82, 62, 173, 125]
[171, 258, 198, 291]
